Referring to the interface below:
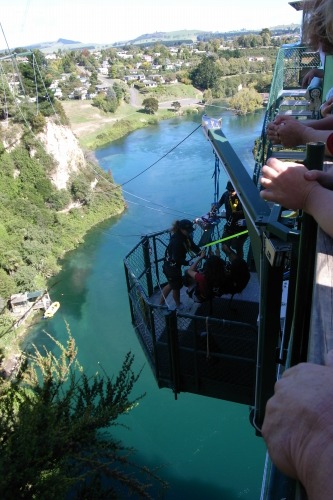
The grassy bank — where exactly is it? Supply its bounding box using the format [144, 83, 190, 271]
[62, 84, 203, 150]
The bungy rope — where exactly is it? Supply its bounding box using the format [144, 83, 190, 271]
[203, 229, 248, 248]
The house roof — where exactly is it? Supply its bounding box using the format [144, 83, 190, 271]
[10, 293, 27, 304]
[27, 290, 45, 299]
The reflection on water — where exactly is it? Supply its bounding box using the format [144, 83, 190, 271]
[25, 111, 266, 499]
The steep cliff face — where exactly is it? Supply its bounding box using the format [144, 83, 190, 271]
[38, 121, 87, 190]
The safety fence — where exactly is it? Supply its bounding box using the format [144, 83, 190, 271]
[253, 45, 321, 185]
[124, 226, 258, 404]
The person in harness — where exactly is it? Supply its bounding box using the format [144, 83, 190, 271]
[160, 219, 201, 310]
[185, 248, 226, 302]
[185, 245, 250, 303]
[216, 181, 247, 259]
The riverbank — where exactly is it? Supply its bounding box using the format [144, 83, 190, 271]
[63, 89, 203, 150]
[1, 90, 202, 370]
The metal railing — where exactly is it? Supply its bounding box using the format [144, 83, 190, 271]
[124, 227, 258, 404]
[253, 46, 321, 185]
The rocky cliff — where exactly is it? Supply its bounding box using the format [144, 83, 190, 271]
[38, 121, 87, 190]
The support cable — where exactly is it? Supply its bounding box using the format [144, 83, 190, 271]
[119, 124, 201, 187]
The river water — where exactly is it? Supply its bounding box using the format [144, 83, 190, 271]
[26, 108, 267, 499]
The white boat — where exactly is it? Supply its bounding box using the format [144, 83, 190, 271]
[44, 301, 60, 319]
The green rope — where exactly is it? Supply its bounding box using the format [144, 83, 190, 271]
[202, 230, 248, 248]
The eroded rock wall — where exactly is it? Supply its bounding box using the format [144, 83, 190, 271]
[38, 121, 86, 190]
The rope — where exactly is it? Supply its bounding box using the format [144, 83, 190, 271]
[119, 124, 202, 187]
[0, 61, 8, 125]
[33, 54, 61, 124]
[122, 189, 197, 218]
[83, 129, 204, 219]
[0, 59, 32, 131]
[203, 229, 249, 248]
[32, 54, 39, 115]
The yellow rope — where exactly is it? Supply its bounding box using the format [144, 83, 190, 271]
[203, 229, 248, 248]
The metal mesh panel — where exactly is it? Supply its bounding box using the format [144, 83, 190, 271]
[124, 228, 258, 404]
[253, 47, 321, 186]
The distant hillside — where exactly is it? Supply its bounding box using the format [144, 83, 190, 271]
[10, 25, 300, 53]
[128, 29, 206, 45]
[17, 38, 102, 54]
[114, 25, 300, 46]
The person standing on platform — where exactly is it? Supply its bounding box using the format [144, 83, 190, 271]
[160, 219, 200, 310]
[217, 181, 247, 259]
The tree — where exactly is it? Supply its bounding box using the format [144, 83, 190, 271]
[31, 112, 46, 133]
[0, 332, 167, 498]
[260, 28, 272, 46]
[171, 101, 181, 112]
[142, 97, 158, 114]
[230, 88, 263, 115]
[203, 89, 213, 104]
[189, 56, 222, 90]
[18, 52, 54, 116]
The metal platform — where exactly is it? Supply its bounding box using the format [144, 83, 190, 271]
[124, 229, 260, 404]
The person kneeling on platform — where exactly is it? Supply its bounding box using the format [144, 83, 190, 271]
[185, 245, 250, 303]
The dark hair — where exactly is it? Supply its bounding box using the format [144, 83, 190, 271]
[171, 219, 194, 233]
[203, 255, 226, 290]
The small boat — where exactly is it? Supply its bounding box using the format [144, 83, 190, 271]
[44, 301, 60, 319]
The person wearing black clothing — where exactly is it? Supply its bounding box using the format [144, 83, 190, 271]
[217, 181, 247, 259]
[160, 219, 200, 309]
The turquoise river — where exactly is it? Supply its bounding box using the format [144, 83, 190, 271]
[26, 108, 267, 499]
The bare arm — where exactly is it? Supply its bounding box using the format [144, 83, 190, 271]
[304, 167, 333, 189]
[260, 158, 333, 238]
[273, 121, 333, 155]
[320, 97, 333, 118]
[186, 250, 205, 279]
[267, 115, 333, 147]
[272, 114, 333, 130]
[301, 67, 324, 88]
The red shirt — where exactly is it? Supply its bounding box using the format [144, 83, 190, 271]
[327, 133, 333, 156]
[194, 272, 209, 299]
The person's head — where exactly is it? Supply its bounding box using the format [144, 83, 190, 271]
[226, 181, 235, 195]
[303, 0, 333, 54]
[203, 255, 226, 285]
[173, 219, 195, 235]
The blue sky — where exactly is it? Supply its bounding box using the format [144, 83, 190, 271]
[1, 0, 302, 49]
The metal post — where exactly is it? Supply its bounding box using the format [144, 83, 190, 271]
[123, 261, 135, 324]
[254, 242, 285, 432]
[142, 237, 154, 297]
[290, 142, 325, 365]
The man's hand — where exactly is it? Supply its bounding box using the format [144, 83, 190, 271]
[320, 97, 333, 118]
[262, 353, 333, 499]
[267, 116, 306, 147]
[302, 67, 324, 88]
[260, 158, 319, 210]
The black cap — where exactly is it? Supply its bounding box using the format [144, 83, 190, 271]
[226, 181, 234, 191]
[179, 219, 194, 232]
